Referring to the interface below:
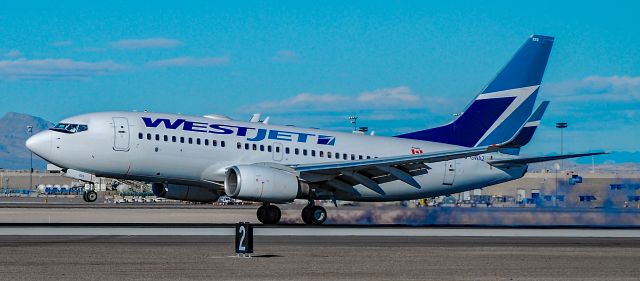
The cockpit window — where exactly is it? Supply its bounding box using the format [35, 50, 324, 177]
[50, 123, 89, 134]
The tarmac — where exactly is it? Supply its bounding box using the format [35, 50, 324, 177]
[1, 234, 639, 281]
[2, 204, 640, 280]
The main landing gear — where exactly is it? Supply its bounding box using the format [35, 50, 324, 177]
[256, 204, 281, 224]
[301, 205, 327, 225]
[255, 203, 328, 225]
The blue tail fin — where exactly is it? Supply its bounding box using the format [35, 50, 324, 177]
[395, 35, 554, 147]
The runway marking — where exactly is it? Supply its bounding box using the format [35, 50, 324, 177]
[2, 227, 640, 237]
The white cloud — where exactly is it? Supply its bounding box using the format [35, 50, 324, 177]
[357, 86, 419, 103]
[50, 40, 73, 47]
[543, 75, 640, 102]
[271, 50, 301, 63]
[110, 38, 183, 49]
[240, 86, 440, 116]
[0, 58, 127, 80]
[147, 56, 229, 67]
[4, 50, 22, 58]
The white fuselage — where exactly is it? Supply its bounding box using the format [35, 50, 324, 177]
[28, 111, 527, 202]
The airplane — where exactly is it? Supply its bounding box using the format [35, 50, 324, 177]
[25, 35, 604, 225]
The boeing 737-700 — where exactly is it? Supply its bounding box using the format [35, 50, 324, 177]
[25, 35, 604, 224]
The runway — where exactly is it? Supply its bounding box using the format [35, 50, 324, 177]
[1, 224, 640, 237]
[1, 234, 639, 281]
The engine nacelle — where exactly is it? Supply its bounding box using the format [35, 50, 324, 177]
[224, 165, 305, 202]
[151, 183, 220, 203]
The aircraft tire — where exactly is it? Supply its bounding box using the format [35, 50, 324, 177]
[257, 205, 281, 224]
[85, 191, 98, 202]
[301, 205, 326, 225]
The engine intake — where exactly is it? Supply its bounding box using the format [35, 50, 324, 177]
[224, 165, 305, 202]
[151, 183, 220, 203]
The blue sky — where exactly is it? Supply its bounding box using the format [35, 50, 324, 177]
[1, 1, 639, 163]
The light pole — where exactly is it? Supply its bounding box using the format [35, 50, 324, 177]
[348, 116, 358, 132]
[27, 125, 33, 190]
[555, 122, 567, 170]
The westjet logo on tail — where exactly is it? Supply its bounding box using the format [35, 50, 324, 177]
[142, 117, 336, 146]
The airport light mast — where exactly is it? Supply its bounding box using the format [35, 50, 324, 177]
[27, 125, 33, 190]
[348, 116, 358, 132]
[556, 122, 567, 169]
[555, 122, 567, 207]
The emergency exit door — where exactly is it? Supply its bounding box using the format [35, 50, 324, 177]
[113, 117, 130, 151]
[443, 160, 456, 185]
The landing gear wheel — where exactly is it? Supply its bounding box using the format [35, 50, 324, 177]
[257, 205, 281, 224]
[301, 205, 327, 225]
[83, 191, 98, 202]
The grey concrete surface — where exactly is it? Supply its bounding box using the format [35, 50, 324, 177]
[2, 225, 640, 237]
[0, 236, 639, 281]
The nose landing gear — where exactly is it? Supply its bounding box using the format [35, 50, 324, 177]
[82, 183, 97, 202]
[83, 190, 97, 202]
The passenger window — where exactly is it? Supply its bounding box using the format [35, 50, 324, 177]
[172, 136, 177, 142]
[320, 151, 324, 157]
[311, 150, 316, 157]
[303, 149, 308, 156]
[335, 153, 340, 159]
[138, 133, 143, 139]
[188, 137, 193, 144]
[164, 135, 168, 142]
[275, 146, 280, 153]
[327, 152, 332, 158]
[212, 140, 217, 146]
[285, 147, 290, 154]
[180, 137, 185, 143]
[237, 142, 242, 149]
[147, 133, 152, 140]
[221, 141, 225, 147]
[244, 143, 249, 150]
[198, 138, 202, 145]
[294, 148, 299, 155]
[252, 144, 257, 151]
[155, 134, 160, 141]
[343, 154, 347, 160]
[205, 139, 209, 146]
[359, 155, 363, 160]
[260, 145, 265, 151]
[267, 145, 272, 152]
[351, 154, 355, 160]
[366, 156, 371, 159]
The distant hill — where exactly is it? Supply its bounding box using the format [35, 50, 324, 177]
[0, 112, 53, 170]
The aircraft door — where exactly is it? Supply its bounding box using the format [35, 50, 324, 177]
[113, 117, 130, 151]
[443, 160, 456, 185]
[272, 142, 283, 161]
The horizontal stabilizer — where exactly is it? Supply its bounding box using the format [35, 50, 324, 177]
[499, 101, 550, 151]
[488, 151, 607, 166]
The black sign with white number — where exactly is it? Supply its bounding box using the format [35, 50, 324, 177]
[235, 222, 253, 254]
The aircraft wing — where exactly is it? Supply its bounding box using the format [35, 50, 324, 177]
[291, 146, 496, 193]
[488, 151, 607, 166]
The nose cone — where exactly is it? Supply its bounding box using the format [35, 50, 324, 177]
[26, 131, 52, 159]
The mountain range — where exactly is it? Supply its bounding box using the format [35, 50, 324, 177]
[0, 112, 52, 170]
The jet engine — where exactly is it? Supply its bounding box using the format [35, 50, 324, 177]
[224, 165, 307, 202]
[151, 183, 220, 203]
